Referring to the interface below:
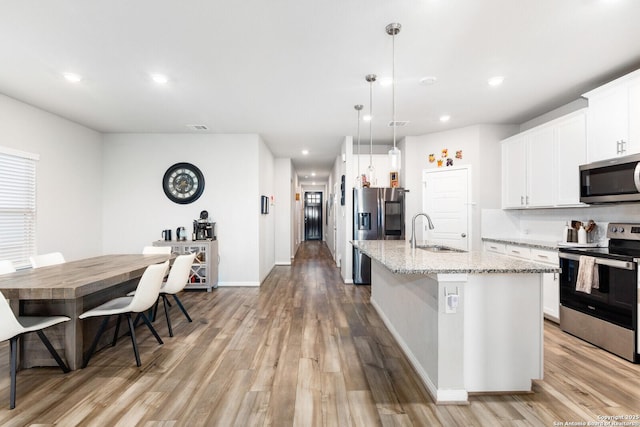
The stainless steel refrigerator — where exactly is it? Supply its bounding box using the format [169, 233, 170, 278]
[353, 187, 405, 284]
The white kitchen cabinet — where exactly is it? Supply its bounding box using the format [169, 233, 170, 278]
[527, 126, 556, 207]
[584, 69, 640, 162]
[502, 134, 528, 208]
[555, 111, 587, 206]
[531, 249, 560, 323]
[505, 244, 531, 259]
[483, 241, 506, 254]
[501, 109, 586, 209]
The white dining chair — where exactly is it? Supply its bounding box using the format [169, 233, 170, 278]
[79, 260, 169, 368]
[0, 260, 16, 275]
[142, 246, 172, 255]
[30, 252, 65, 268]
[0, 291, 70, 409]
[150, 253, 196, 337]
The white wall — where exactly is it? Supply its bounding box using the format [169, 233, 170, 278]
[0, 94, 103, 261]
[403, 124, 517, 250]
[259, 138, 276, 282]
[101, 133, 264, 286]
[274, 158, 292, 265]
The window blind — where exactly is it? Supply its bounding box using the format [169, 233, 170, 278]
[0, 147, 38, 269]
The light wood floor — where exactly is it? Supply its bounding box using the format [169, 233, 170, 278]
[1, 241, 639, 426]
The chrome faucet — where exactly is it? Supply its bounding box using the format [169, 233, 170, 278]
[410, 213, 435, 249]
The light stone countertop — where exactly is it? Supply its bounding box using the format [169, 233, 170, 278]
[482, 236, 558, 250]
[352, 240, 561, 275]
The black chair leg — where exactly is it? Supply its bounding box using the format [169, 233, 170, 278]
[162, 295, 173, 337]
[82, 316, 110, 368]
[151, 298, 160, 322]
[9, 336, 18, 410]
[172, 294, 192, 323]
[36, 331, 70, 373]
[139, 312, 164, 345]
[126, 313, 142, 367]
[112, 314, 122, 346]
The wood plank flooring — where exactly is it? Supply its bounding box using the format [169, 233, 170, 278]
[1, 241, 639, 426]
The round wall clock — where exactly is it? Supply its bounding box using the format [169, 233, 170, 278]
[162, 162, 205, 204]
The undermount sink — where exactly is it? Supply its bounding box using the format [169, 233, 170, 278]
[415, 245, 465, 253]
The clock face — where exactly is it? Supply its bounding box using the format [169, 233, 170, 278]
[162, 162, 205, 204]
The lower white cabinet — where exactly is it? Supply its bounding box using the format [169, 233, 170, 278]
[484, 242, 559, 322]
[153, 240, 219, 292]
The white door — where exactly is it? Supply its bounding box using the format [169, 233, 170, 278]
[422, 166, 470, 251]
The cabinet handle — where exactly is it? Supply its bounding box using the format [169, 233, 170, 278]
[511, 250, 520, 254]
[537, 254, 549, 259]
[521, 196, 524, 205]
[526, 195, 529, 205]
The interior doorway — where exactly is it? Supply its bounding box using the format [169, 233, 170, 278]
[304, 191, 323, 241]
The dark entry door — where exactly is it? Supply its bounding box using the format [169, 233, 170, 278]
[304, 192, 323, 240]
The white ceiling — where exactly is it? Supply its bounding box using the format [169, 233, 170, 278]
[1, 1, 640, 185]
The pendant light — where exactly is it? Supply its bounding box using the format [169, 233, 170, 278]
[386, 23, 402, 172]
[354, 104, 364, 188]
[365, 74, 377, 187]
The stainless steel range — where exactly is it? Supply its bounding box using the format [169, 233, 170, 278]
[558, 223, 639, 363]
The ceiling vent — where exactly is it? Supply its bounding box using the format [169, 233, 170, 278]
[186, 124, 209, 131]
[388, 120, 409, 127]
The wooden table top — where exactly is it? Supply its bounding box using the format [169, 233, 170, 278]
[0, 254, 171, 300]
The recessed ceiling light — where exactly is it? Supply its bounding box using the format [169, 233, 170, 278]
[488, 76, 504, 87]
[419, 76, 437, 85]
[363, 115, 372, 122]
[151, 73, 169, 84]
[311, 172, 316, 177]
[63, 72, 82, 83]
[302, 149, 309, 155]
[440, 115, 451, 122]
[312, 182, 316, 185]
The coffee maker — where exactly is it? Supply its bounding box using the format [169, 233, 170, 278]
[193, 210, 216, 240]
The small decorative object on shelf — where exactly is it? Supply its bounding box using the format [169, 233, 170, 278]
[390, 171, 399, 188]
[153, 240, 219, 292]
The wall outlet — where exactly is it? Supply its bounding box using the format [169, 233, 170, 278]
[446, 293, 459, 314]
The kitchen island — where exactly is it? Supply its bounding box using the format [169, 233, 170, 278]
[351, 240, 560, 404]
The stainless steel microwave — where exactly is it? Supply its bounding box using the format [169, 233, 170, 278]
[580, 153, 640, 204]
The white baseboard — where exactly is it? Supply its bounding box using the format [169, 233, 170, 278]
[217, 281, 260, 287]
[370, 297, 468, 405]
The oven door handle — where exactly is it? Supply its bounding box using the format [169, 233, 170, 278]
[634, 161, 640, 192]
[558, 252, 636, 270]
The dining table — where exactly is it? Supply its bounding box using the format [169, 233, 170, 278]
[0, 254, 172, 370]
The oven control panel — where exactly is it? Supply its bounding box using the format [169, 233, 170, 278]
[607, 223, 640, 240]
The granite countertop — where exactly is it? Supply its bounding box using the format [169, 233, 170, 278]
[482, 236, 558, 250]
[352, 240, 560, 275]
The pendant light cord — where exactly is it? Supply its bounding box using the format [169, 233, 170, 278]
[369, 77, 374, 167]
[392, 31, 396, 150]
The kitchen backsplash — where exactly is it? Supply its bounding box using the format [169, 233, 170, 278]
[482, 204, 640, 245]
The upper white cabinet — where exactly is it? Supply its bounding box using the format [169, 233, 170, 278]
[502, 134, 528, 208]
[583, 69, 640, 162]
[555, 112, 587, 206]
[502, 109, 586, 209]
